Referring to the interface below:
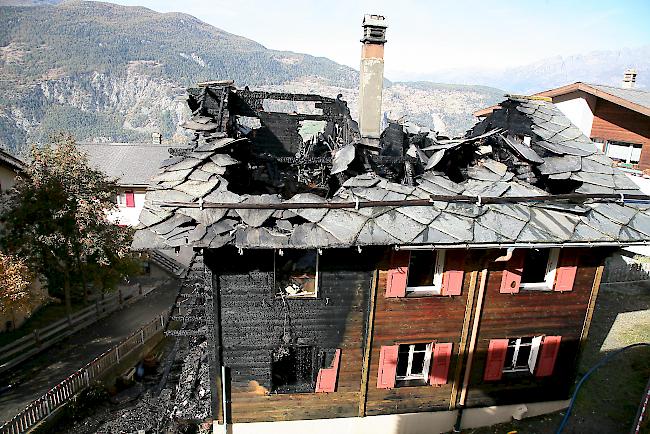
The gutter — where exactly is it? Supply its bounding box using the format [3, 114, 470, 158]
[395, 241, 650, 250]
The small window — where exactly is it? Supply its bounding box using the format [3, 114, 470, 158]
[271, 346, 316, 393]
[406, 250, 446, 294]
[605, 140, 643, 164]
[395, 343, 433, 383]
[275, 250, 319, 298]
[520, 248, 559, 291]
[503, 336, 542, 374]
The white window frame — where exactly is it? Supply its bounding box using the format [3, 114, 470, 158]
[274, 250, 319, 298]
[502, 336, 543, 374]
[406, 249, 446, 294]
[395, 343, 433, 381]
[520, 248, 560, 291]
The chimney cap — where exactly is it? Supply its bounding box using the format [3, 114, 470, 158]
[363, 14, 387, 28]
[361, 14, 387, 44]
[622, 68, 637, 89]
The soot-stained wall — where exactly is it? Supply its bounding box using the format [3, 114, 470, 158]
[207, 247, 380, 422]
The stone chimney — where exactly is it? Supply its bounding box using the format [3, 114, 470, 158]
[359, 14, 387, 146]
[622, 68, 637, 89]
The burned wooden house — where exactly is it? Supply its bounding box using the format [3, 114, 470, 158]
[132, 15, 650, 433]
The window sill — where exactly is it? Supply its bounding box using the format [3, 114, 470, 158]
[395, 378, 428, 388]
[406, 286, 442, 297]
[276, 293, 318, 299]
[519, 284, 553, 292]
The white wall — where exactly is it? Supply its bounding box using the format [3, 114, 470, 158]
[109, 187, 147, 227]
[553, 92, 597, 137]
[0, 165, 19, 192]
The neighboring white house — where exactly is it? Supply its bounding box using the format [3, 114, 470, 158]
[0, 148, 25, 193]
[78, 142, 186, 226]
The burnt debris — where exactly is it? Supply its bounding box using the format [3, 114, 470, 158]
[132, 83, 650, 252]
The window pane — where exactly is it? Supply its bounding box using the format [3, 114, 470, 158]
[411, 351, 426, 375]
[276, 250, 317, 296]
[505, 345, 516, 369]
[413, 343, 428, 352]
[396, 348, 409, 377]
[516, 345, 532, 368]
[521, 249, 550, 284]
[407, 251, 437, 287]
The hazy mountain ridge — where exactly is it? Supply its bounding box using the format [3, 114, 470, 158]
[404, 45, 650, 94]
[0, 1, 510, 153]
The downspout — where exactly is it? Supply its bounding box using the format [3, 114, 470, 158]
[454, 251, 496, 432]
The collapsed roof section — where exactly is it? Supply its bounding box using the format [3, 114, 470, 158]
[132, 84, 650, 250]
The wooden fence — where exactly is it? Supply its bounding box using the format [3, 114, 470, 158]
[0, 311, 169, 434]
[0, 283, 150, 374]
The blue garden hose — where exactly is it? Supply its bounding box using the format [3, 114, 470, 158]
[556, 342, 650, 434]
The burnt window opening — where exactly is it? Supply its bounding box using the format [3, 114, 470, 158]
[406, 250, 445, 295]
[271, 346, 316, 393]
[275, 250, 319, 298]
[520, 248, 559, 290]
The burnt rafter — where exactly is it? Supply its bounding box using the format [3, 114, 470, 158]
[133, 83, 650, 251]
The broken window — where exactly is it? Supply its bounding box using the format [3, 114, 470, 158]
[271, 346, 316, 393]
[396, 343, 433, 384]
[520, 248, 559, 291]
[406, 250, 446, 295]
[275, 250, 319, 297]
[503, 336, 542, 374]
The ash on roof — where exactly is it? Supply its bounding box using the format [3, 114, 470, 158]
[132, 83, 650, 250]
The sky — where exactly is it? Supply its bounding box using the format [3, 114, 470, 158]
[100, 0, 650, 80]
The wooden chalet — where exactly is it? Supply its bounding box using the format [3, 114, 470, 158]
[475, 72, 650, 171]
[131, 16, 650, 433]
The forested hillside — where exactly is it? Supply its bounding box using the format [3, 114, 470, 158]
[0, 1, 504, 153]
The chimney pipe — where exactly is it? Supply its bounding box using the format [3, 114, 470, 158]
[359, 14, 387, 147]
[622, 68, 637, 89]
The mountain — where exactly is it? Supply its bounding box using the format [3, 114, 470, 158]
[405, 45, 650, 94]
[0, 1, 504, 154]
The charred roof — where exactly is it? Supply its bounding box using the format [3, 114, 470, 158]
[132, 84, 650, 250]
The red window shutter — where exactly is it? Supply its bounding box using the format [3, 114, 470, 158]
[554, 251, 578, 292]
[376, 345, 399, 389]
[483, 339, 509, 381]
[535, 336, 562, 377]
[429, 342, 453, 385]
[442, 251, 465, 296]
[125, 191, 135, 208]
[315, 349, 341, 393]
[385, 251, 410, 298]
[499, 250, 525, 294]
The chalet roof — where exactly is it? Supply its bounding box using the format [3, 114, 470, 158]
[78, 142, 189, 187]
[131, 88, 650, 251]
[475, 82, 650, 118]
[586, 83, 650, 111]
[0, 148, 25, 172]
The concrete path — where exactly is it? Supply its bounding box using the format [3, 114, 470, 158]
[0, 278, 180, 424]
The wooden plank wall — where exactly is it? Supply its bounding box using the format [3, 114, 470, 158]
[208, 247, 379, 423]
[465, 248, 602, 407]
[590, 99, 650, 170]
[364, 250, 477, 415]
[207, 246, 606, 422]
